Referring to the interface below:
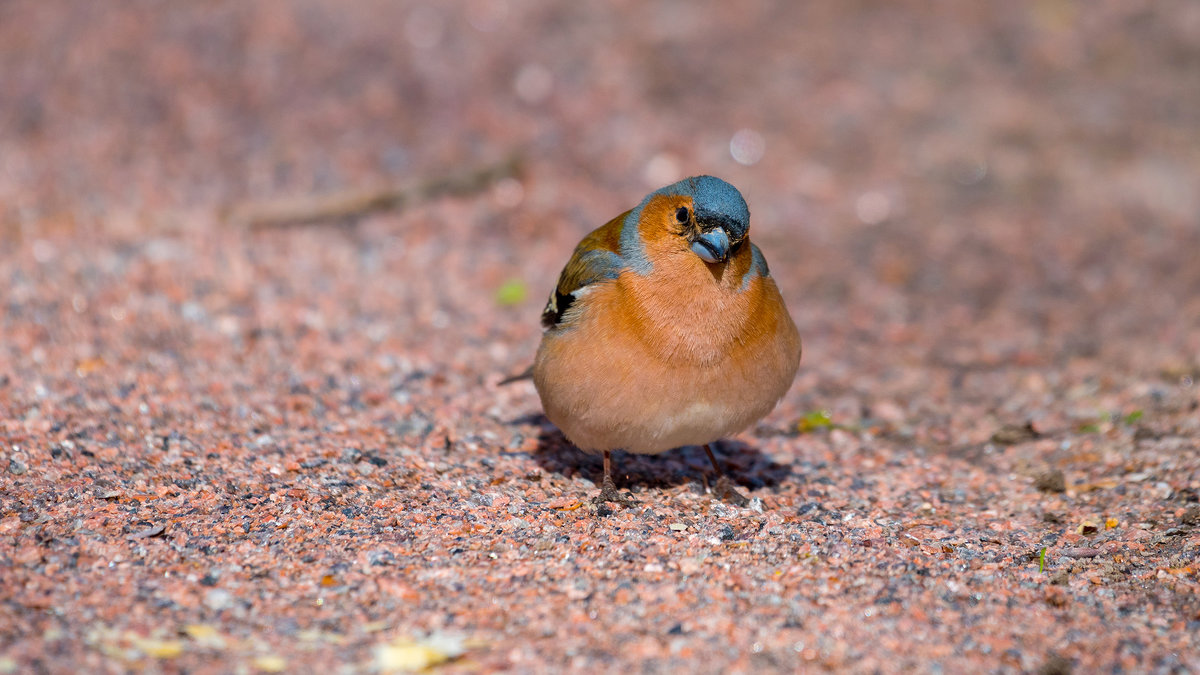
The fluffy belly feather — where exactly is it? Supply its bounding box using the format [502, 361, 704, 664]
[562, 396, 777, 455]
[533, 321, 799, 454]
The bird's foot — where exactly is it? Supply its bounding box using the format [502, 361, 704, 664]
[713, 475, 750, 507]
[593, 476, 635, 509]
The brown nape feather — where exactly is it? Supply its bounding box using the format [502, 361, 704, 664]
[541, 210, 629, 329]
[552, 210, 626, 298]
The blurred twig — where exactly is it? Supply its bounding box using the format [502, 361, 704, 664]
[225, 154, 523, 230]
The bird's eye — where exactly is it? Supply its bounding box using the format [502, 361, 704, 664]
[675, 207, 690, 224]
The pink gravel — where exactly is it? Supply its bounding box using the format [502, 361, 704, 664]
[2, 2, 1200, 673]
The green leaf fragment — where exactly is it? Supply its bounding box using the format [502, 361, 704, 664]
[797, 410, 834, 433]
[495, 278, 528, 306]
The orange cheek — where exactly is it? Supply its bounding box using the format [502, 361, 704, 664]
[636, 196, 693, 251]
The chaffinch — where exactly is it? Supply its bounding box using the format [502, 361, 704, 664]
[510, 175, 801, 505]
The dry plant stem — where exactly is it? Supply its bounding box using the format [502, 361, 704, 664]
[226, 154, 522, 230]
[705, 444, 750, 506]
[497, 365, 534, 385]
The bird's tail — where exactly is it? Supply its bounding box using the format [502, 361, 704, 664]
[497, 365, 534, 385]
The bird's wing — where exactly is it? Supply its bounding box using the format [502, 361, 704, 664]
[540, 210, 629, 330]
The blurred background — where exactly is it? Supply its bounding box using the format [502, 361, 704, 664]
[2, 0, 1198, 408]
[5, 1, 1198, 228]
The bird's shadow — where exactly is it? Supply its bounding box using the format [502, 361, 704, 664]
[509, 413, 792, 492]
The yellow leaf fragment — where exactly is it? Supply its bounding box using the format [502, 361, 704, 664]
[376, 644, 451, 672]
[131, 636, 184, 659]
[376, 633, 467, 673]
[295, 629, 347, 645]
[182, 623, 226, 649]
[75, 357, 106, 377]
[1075, 478, 1119, 492]
[252, 655, 287, 672]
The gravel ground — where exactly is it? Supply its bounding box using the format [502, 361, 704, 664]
[3, 2, 1200, 673]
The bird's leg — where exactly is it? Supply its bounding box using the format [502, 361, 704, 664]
[593, 450, 633, 505]
[704, 444, 750, 506]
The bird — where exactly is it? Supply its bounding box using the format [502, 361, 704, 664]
[506, 175, 801, 505]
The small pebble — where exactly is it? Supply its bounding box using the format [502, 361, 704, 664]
[204, 589, 234, 611]
[1034, 470, 1066, 494]
[1181, 505, 1200, 526]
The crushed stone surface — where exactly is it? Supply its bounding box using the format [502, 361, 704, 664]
[2, 2, 1199, 673]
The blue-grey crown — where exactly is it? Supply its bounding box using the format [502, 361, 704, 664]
[654, 175, 750, 240]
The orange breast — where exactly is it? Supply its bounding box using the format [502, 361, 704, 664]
[532, 257, 801, 454]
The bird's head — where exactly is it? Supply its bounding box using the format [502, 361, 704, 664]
[623, 175, 751, 268]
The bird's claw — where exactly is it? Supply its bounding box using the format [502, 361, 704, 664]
[593, 476, 636, 509]
[713, 475, 750, 506]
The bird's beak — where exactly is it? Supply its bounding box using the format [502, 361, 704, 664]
[691, 228, 731, 263]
